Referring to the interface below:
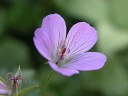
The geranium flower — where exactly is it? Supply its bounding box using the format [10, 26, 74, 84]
[33, 13, 106, 76]
[0, 80, 10, 95]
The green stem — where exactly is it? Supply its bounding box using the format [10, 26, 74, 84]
[18, 84, 39, 96]
[42, 70, 54, 96]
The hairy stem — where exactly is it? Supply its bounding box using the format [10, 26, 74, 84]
[42, 70, 54, 96]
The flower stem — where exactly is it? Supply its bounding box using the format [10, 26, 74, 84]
[42, 70, 54, 96]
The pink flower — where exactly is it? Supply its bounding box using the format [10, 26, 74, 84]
[0, 80, 10, 95]
[33, 13, 106, 76]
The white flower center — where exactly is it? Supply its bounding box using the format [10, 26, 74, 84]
[54, 47, 70, 67]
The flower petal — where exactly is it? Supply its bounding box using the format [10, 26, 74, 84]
[48, 61, 79, 76]
[65, 22, 98, 57]
[33, 13, 66, 61]
[0, 81, 9, 94]
[33, 28, 52, 61]
[64, 52, 106, 71]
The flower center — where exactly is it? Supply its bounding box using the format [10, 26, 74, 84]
[55, 47, 70, 66]
[60, 48, 66, 59]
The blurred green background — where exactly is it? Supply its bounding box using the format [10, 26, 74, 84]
[0, 0, 128, 96]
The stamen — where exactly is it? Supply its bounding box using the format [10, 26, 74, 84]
[60, 48, 66, 59]
[61, 48, 66, 55]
